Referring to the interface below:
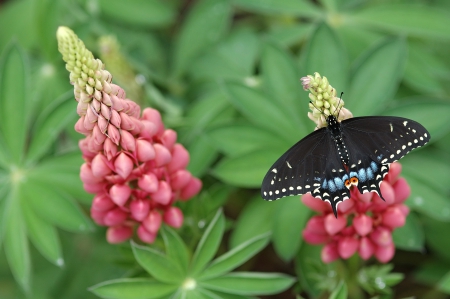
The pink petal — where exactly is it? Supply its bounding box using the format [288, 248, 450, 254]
[370, 226, 392, 247]
[380, 182, 395, 205]
[358, 237, 375, 260]
[92, 193, 115, 211]
[151, 181, 172, 205]
[106, 225, 133, 243]
[130, 199, 150, 221]
[324, 213, 347, 235]
[80, 163, 103, 184]
[139, 120, 158, 139]
[91, 153, 112, 178]
[382, 206, 406, 229]
[180, 177, 202, 200]
[138, 173, 159, 193]
[160, 129, 177, 150]
[167, 144, 189, 173]
[109, 184, 131, 206]
[120, 129, 136, 152]
[136, 139, 155, 162]
[114, 152, 134, 179]
[338, 236, 359, 259]
[92, 125, 107, 145]
[163, 207, 183, 228]
[142, 108, 164, 136]
[153, 143, 172, 167]
[120, 112, 135, 131]
[104, 138, 118, 160]
[108, 124, 121, 145]
[301, 194, 330, 213]
[137, 225, 157, 244]
[142, 210, 162, 233]
[375, 242, 395, 263]
[103, 207, 128, 226]
[321, 242, 339, 263]
[171, 170, 192, 190]
[393, 177, 411, 203]
[353, 214, 373, 236]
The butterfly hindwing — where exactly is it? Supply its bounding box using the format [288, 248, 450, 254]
[341, 116, 430, 196]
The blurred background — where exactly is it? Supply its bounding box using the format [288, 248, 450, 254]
[1, 0, 450, 298]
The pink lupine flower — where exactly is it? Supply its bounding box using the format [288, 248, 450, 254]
[57, 26, 202, 244]
[302, 162, 409, 263]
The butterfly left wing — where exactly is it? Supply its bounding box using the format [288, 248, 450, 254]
[341, 116, 430, 196]
[261, 128, 351, 216]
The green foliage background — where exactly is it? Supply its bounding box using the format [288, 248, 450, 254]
[0, 0, 450, 298]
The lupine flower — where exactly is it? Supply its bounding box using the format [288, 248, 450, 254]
[299, 72, 411, 263]
[57, 26, 202, 244]
[301, 154, 409, 263]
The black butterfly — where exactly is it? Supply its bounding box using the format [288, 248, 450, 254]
[261, 114, 430, 217]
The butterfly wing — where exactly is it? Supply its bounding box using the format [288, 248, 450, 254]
[341, 116, 430, 196]
[261, 128, 351, 215]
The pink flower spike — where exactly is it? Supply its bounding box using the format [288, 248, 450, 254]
[92, 125, 107, 145]
[303, 229, 329, 244]
[140, 120, 157, 139]
[75, 117, 90, 134]
[104, 138, 118, 160]
[338, 236, 359, 259]
[305, 216, 327, 235]
[359, 237, 375, 260]
[103, 207, 128, 226]
[324, 213, 346, 236]
[130, 199, 150, 221]
[136, 139, 155, 162]
[137, 225, 157, 244]
[164, 207, 184, 228]
[120, 130, 136, 152]
[91, 154, 112, 177]
[142, 210, 162, 233]
[301, 194, 330, 213]
[180, 177, 202, 200]
[393, 178, 411, 203]
[106, 225, 133, 244]
[161, 129, 177, 150]
[151, 181, 172, 205]
[375, 242, 395, 263]
[83, 182, 106, 194]
[370, 226, 393, 247]
[92, 193, 115, 211]
[153, 143, 172, 167]
[109, 184, 131, 206]
[80, 163, 103, 184]
[167, 144, 190, 173]
[142, 108, 164, 135]
[382, 206, 406, 229]
[114, 152, 134, 179]
[138, 173, 159, 193]
[321, 242, 339, 263]
[353, 214, 373, 236]
[107, 124, 121, 146]
[380, 181, 395, 204]
[120, 112, 135, 131]
[171, 170, 192, 190]
[91, 209, 107, 225]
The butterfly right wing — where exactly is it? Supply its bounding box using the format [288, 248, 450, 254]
[261, 128, 351, 215]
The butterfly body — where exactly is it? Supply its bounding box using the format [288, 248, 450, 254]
[261, 115, 430, 216]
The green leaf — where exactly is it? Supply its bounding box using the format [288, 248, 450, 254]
[0, 42, 28, 164]
[421, 216, 450, 261]
[89, 278, 178, 299]
[161, 226, 190, 274]
[28, 152, 91, 204]
[392, 212, 424, 251]
[173, 0, 231, 76]
[302, 22, 349, 93]
[295, 243, 323, 297]
[223, 82, 297, 142]
[199, 232, 271, 280]
[4, 189, 30, 292]
[329, 280, 347, 299]
[212, 149, 281, 188]
[347, 37, 407, 116]
[189, 29, 259, 81]
[382, 100, 450, 141]
[438, 271, 450, 294]
[131, 242, 184, 284]
[403, 173, 450, 221]
[350, 4, 450, 40]
[22, 179, 93, 232]
[187, 134, 219, 178]
[267, 24, 313, 48]
[22, 202, 63, 266]
[232, 0, 322, 17]
[207, 123, 289, 157]
[272, 197, 310, 261]
[230, 196, 275, 248]
[26, 90, 76, 163]
[199, 288, 253, 299]
[98, 0, 175, 27]
[261, 43, 307, 131]
[200, 272, 295, 295]
[190, 209, 225, 276]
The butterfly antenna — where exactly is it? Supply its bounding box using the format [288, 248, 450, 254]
[335, 92, 344, 118]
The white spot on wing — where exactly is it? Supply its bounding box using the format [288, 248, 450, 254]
[286, 161, 292, 169]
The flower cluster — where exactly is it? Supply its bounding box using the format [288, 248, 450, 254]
[300, 72, 353, 129]
[302, 162, 410, 263]
[57, 26, 201, 244]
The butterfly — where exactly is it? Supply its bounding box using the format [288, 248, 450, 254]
[261, 113, 430, 217]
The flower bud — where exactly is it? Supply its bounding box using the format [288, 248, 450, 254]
[393, 177, 411, 203]
[163, 207, 183, 228]
[370, 226, 392, 247]
[138, 173, 159, 193]
[382, 206, 406, 228]
[321, 242, 339, 263]
[375, 242, 395, 263]
[120, 130, 136, 152]
[167, 144, 190, 173]
[358, 237, 375, 260]
[324, 213, 346, 235]
[137, 225, 157, 244]
[109, 184, 131, 206]
[92, 193, 115, 211]
[161, 129, 177, 150]
[142, 210, 162, 233]
[136, 139, 155, 162]
[104, 138, 118, 160]
[338, 236, 358, 259]
[153, 144, 172, 167]
[103, 207, 128, 226]
[151, 181, 172, 205]
[114, 152, 133, 179]
[106, 225, 133, 243]
[171, 170, 192, 190]
[353, 214, 373, 236]
[91, 153, 112, 177]
[130, 199, 150, 221]
[180, 177, 202, 200]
